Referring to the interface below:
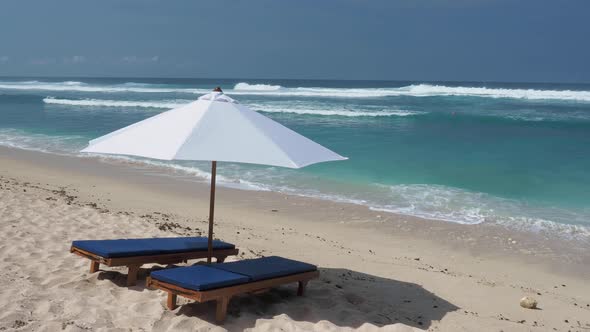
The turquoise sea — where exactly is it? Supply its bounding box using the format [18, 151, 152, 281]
[1, 78, 589, 237]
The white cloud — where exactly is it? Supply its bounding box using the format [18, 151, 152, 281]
[122, 55, 138, 63]
[121, 55, 160, 64]
[29, 58, 56, 65]
[63, 55, 86, 64]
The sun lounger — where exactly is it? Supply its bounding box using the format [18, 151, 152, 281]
[147, 256, 319, 323]
[70, 237, 239, 286]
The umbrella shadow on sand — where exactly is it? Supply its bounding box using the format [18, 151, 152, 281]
[172, 267, 459, 330]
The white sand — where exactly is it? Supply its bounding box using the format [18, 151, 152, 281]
[0, 147, 589, 331]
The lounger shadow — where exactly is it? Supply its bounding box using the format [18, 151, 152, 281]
[150, 265, 458, 329]
[70, 237, 239, 286]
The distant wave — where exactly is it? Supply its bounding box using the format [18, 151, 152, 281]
[248, 103, 421, 117]
[234, 82, 590, 101]
[234, 82, 282, 91]
[61, 81, 85, 86]
[402, 84, 590, 102]
[43, 97, 187, 109]
[0, 81, 205, 94]
[39, 96, 590, 122]
[3, 80, 590, 102]
[43, 97, 420, 117]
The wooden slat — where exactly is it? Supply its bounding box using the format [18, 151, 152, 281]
[71, 247, 110, 264]
[147, 277, 204, 300]
[71, 246, 240, 286]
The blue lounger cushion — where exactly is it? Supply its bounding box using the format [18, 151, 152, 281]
[72, 237, 235, 258]
[150, 265, 249, 291]
[150, 256, 317, 291]
[212, 256, 317, 281]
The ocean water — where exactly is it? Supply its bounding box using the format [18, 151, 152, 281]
[1, 77, 589, 237]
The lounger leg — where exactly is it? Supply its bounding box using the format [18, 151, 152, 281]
[89, 261, 100, 273]
[216, 296, 230, 323]
[216, 255, 227, 263]
[167, 293, 177, 310]
[297, 281, 308, 296]
[127, 264, 141, 286]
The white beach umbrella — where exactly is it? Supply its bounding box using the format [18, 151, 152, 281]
[82, 88, 347, 262]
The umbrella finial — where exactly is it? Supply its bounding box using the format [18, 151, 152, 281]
[213, 86, 223, 93]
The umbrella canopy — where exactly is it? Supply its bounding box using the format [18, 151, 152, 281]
[82, 91, 346, 168]
[82, 89, 347, 261]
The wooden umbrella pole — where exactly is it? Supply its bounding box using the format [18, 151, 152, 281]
[207, 161, 217, 263]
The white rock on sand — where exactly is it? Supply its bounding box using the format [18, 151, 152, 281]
[520, 297, 538, 309]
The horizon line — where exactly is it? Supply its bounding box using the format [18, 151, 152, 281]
[0, 74, 589, 86]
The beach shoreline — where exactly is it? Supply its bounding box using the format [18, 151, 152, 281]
[1, 145, 589, 331]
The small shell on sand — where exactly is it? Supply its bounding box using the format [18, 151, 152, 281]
[520, 296, 538, 309]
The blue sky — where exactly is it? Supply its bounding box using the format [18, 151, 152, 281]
[0, 0, 589, 82]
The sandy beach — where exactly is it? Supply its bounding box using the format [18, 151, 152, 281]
[0, 146, 589, 331]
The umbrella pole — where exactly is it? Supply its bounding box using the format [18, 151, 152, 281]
[207, 161, 217, 263]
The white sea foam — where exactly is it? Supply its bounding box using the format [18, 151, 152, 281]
[402, 84, 590, 102]
[43, 97, 188, 109]
[0, 81, 205, 94]
[234, 82, 282, 91]
[231, 83, 590, 101]
[368, 183, 590, 239]
[0, 129, 85, 154]
[80, 153, 273, 192]
[43, 97, 421, 117]
[104, 160, 590, 240]
[43, 96, 587, 121]
[3, 80, 590, 102]
[368, 184, 491, 225]
[62, 81, 85, 86]
[245, 103, 421, 117]
[2, 127, 588, 240]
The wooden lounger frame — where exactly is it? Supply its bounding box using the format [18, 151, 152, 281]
[70, 246, 239, 286]
[147, 270, 319, 323]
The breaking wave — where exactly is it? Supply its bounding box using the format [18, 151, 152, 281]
[247, 103, 421, 117]
[43, 97, 188, 109]
[2, 80, 590, 101]
[402, 84, 590, 102]
[234, 82, 282, 91]
[0, 81, 205, 94]
[43, 97, 422, 117]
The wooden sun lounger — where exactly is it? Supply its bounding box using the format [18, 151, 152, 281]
[71, 246, 239, 286]
[146, 256, 319, 323]
[147, 270, 318, 323]
[70, 237, 239, 286]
